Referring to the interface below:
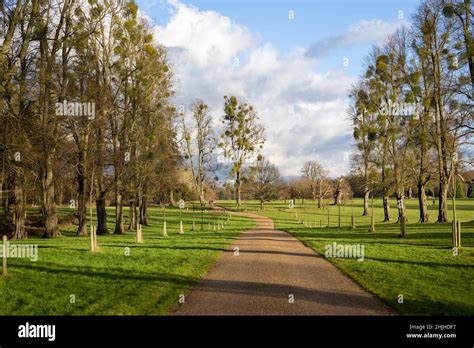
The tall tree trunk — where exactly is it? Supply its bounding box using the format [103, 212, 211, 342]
[114, 176, 124, 234]
[363, 190, 370, 216]
[38, 0, 64, 238]
[170, 190, 176, 206]
[112, 120, 124, 234]
[95, 165, 108, 235]
[198, 194, 205, 207]
[432, 30, 449, 223]
[94, 110, 108, 235]
[396, 191, 406, 224]
[128, 197, 137, 230]
[139, 194, 148, 226]
[417, 108, 430, 223]
[381, 136, 390, 222]
[96, 191, 108, 235]
[12, 173, 27, 240]
[318, 196, 323, 209]
[317, 181, 323, 208]
[397, 192, 407, 237]
[236, 169, 242, 207]
[334, 189, 342, 205]
[114, 189, 124, 234]
[198, 179, 206, 207]
[42, 153, 60, 238]
[383, 196, 391, 222]
[76, 154, 87, 236]
[2, 180, 10, 215]
[462, 0, 473, 92]
[418, 181, 429, 223]
[438, 182, 449, 222]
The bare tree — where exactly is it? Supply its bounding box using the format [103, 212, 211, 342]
[245, 155, 281, 210]
[301, 161, 332, 208]
[181, 100, 216, 206]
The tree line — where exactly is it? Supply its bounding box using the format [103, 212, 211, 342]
[1, 0, 177, 239]
[0, 0, 270, 240]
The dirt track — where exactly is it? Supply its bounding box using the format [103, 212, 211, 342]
[172, 212, 394, 315]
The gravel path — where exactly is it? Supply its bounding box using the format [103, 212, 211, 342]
[172, 212, 394, 315]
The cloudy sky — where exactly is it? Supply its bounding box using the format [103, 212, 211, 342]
[137, 0, 418, 178]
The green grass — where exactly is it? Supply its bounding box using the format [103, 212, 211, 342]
[218, 198, 474, 315]
[0, 207, 255, 315]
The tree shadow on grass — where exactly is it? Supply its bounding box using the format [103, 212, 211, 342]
[14, 261, 199, 285]
[108, 244, 228, 252]
[362, 256, 474, 268]
[289, 228, 473, 241]
[388, 297, 474, 315]
[297, 238, 459, 249]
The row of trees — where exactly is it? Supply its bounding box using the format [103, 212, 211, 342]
[349, 0, 473, 225]
[0, 0, 270, 240]
[212, 159, 352, 210]
[1, 0, 177, 239]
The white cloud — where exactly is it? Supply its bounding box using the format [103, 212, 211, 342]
[154, 1, 254, 68]
[152, 1, 371, 177]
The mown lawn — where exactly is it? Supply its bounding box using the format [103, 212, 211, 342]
[219, 198, 474, 315]
[0, 207, 254, 315]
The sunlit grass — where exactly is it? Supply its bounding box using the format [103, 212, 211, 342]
[0, 207, 255, 315]
[218, 198, 474, 315]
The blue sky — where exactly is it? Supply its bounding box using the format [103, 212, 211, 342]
[138, 0, 417, 75]
[137, 0, 420, 177]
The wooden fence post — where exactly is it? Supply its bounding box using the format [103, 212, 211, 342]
[136, 224, 144, 243]
[163, 220, 168, 237]
[2, 235, 7, 276]
[90, 225, 98, 252]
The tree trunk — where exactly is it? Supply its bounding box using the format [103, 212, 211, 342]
[236, 169, 242, 207]
[114, 186, 124, 234]
[42, 154, 60, 238]
[113, 171, 124, 234]
[170, 190, 176, 206]
[397, 193, 407, 237]
[2, 180, 10, 215]
[76, 159, 87, 236]
[334, 190, 342, 205]
[418, 182, 429, 223]
[317, 181, 323, 208]
[198, 193, 205, 207]
[12, 174, 27, 240]
[96, 192, 108, 235]
[462, 0, 473, 92]
[382, 196, 391, 222]
[431, 30, 449, 223]
[140, 195, 148, 226]
[438, 181, 449, 223]
[318, 196, 323, 209]
[396, 192, 406, 224]
[362, 190, 370, 216]
[128, 197, 137, 230]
